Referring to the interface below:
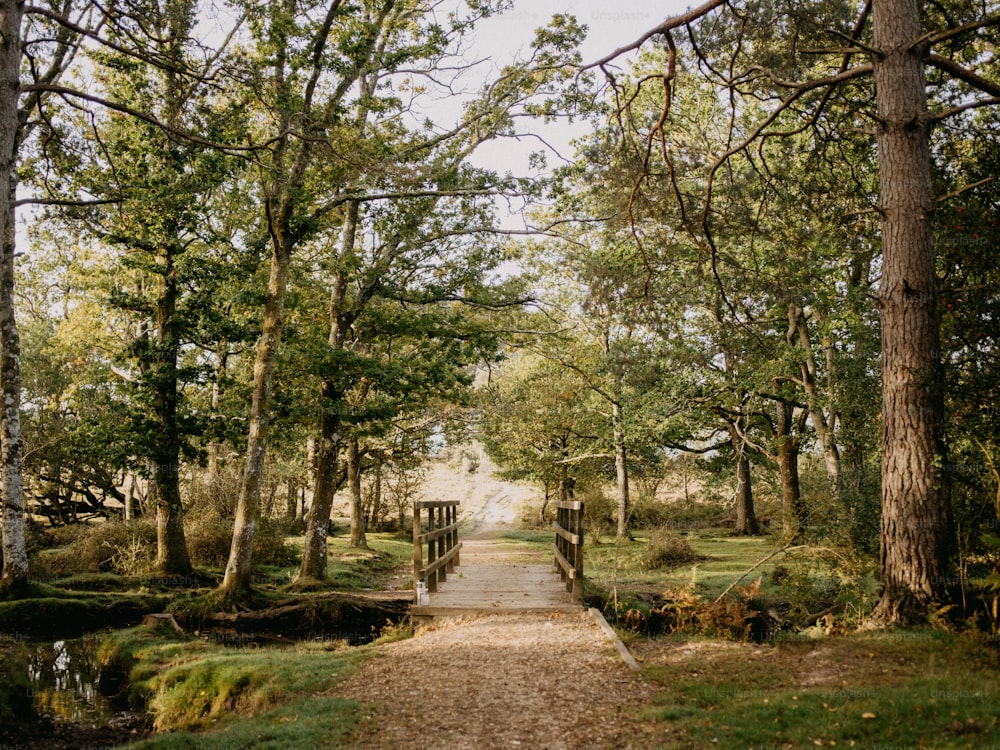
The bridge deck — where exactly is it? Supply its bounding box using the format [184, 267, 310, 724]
[411, 537, 579, 618]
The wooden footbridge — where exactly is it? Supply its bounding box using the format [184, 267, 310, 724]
[410, 499, 584, 619]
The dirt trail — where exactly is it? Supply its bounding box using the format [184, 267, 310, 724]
[334, 448, 657, 749]
[416, 446, 534, 536]
[334, 611, 654, 750]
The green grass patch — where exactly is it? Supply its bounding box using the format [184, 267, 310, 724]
[100, 628, 367, 747]
[316, 533, 413, 591]
[587, 529, 859, 602]
[0, 592, 170, 639]
[639, 630, 1000, 749]
[588, 530, 782, 597]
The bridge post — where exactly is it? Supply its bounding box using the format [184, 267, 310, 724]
[412, 500, 462, 602]
[554, 499, 584, 604]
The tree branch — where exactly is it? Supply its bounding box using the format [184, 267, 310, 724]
[584, 0, 728, 69]
[925, 53, 1000, 98]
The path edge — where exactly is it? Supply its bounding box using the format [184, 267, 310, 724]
[589, 607, 641, 672]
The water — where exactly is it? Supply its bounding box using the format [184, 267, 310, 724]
[27, 637, 118, 728]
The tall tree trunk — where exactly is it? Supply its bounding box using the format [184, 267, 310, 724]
[299, 198, 359, 580]
[869, 0, 950, 625]
[728, 422, 760, 535]
[0, 0, 27, 595]
[791, 304, 841, 488]
[347, 438, 368, 549]
[775, 400, 805, 542]
[151, 250, 191, 575]
[612, 401, 631, 540]
[124, 472, 136, 522]
[220, 240, 291, 597]
[207, 346, 230, 506]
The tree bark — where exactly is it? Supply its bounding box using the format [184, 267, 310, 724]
[775, 399, 806, 542]
[612, 401, 631, 540]
[299, 198, 359, 580]
[728, 422, 760, 535]
[220, 239, 291, 597]
[869, 0, 950, 625]
[151, 249, 191, 574]
[0, 0, 27, 595]
[791, 304, 841, 488]
[347, 438, 368, 549]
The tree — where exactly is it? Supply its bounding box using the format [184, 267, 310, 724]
[1, 0, 82, 593]
[294, 7, 584, 578]
[218, 0, 400, 598]
[479, 347, 605, 520]
[591, 0, 1000, 624]
[66, 0, 246, 574]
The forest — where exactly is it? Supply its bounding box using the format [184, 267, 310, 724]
[1, 0, 999, 745]
[0, 0, 1000, 746]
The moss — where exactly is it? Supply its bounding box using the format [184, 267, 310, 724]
[0, 594, 169, 639]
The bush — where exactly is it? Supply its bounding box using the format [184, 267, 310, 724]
[30, 514, 296, 578]
[642, 527, 702, 570]
[184, 513, 296, 568]
[31, 520, 157, 577]
[581, 487, 617, 543]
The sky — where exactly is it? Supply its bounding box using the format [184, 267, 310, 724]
[472, 0, 685, 63]
[453, 0, 693, 220]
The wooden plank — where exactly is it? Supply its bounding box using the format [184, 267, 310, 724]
[418, 523, 460, 544]
[414, 500, 461, 510]
[554, 526, 581, 546]
[422, 542, 462, 577]
[552, 544, 578, 579]
[554, 500, 583, 511]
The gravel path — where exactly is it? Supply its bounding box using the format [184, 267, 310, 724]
[335, 611, 657, 749]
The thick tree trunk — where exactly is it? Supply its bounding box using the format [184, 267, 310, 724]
[728, 423, 760, 535]
[869, 0, 950, 626]
[0, 0, 27, 595]
[775, 400, 805, 542]
[298, 407, 343, 580]
[221, 242, 291, 597]
[151, 252, 191, 575]
[347, 438, 368, 549]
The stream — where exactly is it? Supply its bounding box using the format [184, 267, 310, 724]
[0, 635, 149, 748]
[27, 637, 118, 729]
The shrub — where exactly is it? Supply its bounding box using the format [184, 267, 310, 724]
[642, 527, 701, 570]
[581, 487, 616, 543]
[184, 513, 296, 568]
[30, 520, 157, 577]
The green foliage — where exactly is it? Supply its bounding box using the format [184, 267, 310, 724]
[183, 515, 297, 569]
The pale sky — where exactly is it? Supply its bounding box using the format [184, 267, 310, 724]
[473, 0, 687, 63]
[460, 1, 693, 214]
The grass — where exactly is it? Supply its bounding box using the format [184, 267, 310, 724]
[587, 529, 786, 597]
[586, 528, 871, 609]
[100, 626, 371, 748]
[637, 629, 1000, 749]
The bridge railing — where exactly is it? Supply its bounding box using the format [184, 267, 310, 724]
[553, 499, 584, 603]
[413, 500, 461, 602]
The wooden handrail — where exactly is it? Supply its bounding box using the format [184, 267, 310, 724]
[413, 500, 461, 602]
[554, 499, 584, 603]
